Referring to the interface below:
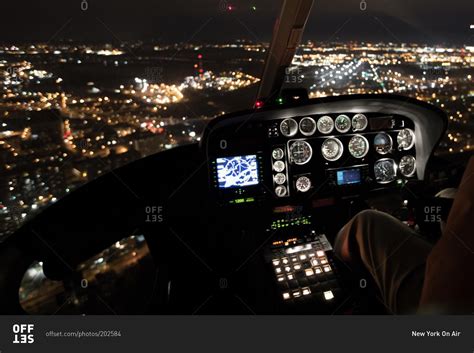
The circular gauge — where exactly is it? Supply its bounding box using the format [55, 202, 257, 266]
[321, 138, 344, 161]
[289, 140, 313, 165]
[397, 128, 415, 150]
[274, 173, 287, 185]
[374, 132, 393, 155]
[272, 148, 284, 160]
[273, 160, 286, 172]
[280, 118, 298, 137]
[299, 117, 317, 136]
[348, 135, 369, 159]
[275, 185, 287, 197]
[352, 114, 368, 131]
[374, 158, 397, 184]
[335, 114, 351, 133]
[295, 176, 312, 192]
[317, 116, 334, 134]
[399, 155, 416, 177]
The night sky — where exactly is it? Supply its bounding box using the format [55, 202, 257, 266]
[1, 0, 473, 44]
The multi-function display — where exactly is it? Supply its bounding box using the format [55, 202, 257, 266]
[216, 155, 259, 189]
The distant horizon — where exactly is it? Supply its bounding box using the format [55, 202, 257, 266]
[1, 39, 473, 47]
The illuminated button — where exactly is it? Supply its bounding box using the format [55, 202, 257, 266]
[277, 275, 285, 282]
[308, 252, 316, 257]
[316, 250, 325, 257]
[292, 290, 302, 298]
[287, 274, 294, 280]
[305, 268, 314, 276]
[291, 257, 298, 262]
[273, 160, 285, 172]
[320, 258, 328, 265]
[310, 258, 319, 266]
[275, 267, 282, 274]
[314, 267, 322, 274]
[299, 254, 307, 260]
[323, 265, 332, 273]
[302, 287, 311, 296]
[282, 258, 289, 264]
[293, 264, 302, 270]
[272, 259, 280, 266]
[324, 290, 334, 301]
[283, 292, 291, 300]
[285, 266, 291, 272]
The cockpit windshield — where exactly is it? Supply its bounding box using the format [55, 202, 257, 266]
[0, 1, 279, 237]
[282, 0, 473, 158]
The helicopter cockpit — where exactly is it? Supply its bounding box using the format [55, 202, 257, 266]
[0, 0, 470, 315]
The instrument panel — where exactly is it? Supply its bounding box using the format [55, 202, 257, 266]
[270, 113, 416, 198]
[203, 95, 446, 206]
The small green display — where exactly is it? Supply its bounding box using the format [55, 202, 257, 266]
[228, 197, 256, 205]
[271, 215, 312, 230]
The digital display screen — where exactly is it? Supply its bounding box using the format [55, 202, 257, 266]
[216, 155, 259, 189]
[336, 168, 361, 186]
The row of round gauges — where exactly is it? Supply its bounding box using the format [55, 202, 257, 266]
[273, 156, 417, 193]
[374, 156, 417, 183]
[283, 128, 415, 165]
[280, 114, 368, 137]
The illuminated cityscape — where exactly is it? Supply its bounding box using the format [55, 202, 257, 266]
[1, 40, 473, 238]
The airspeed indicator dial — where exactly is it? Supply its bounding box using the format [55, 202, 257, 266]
[348, 135, 369, 158]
